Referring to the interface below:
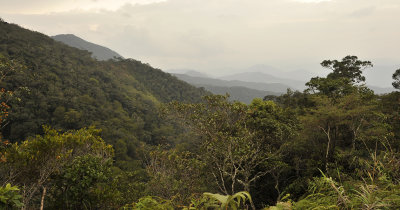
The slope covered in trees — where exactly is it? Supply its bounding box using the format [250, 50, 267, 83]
[0, 19, 208, 156]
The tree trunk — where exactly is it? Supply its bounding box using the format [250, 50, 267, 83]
[320, 125, 332, 172]
[274, 176, 281, 202]
[329, 125, 338, 161]
[325, 133, 331, 172]
[40, 187, 46, 210]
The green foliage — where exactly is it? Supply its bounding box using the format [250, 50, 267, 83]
[0, 20, 207, 161]
[392, 68, 400, 89]
[291, 151, 400, 209]
[0, 184, 23, 209]
[0, 126, 113, 208]
[0, 55, 27, 132]
[124, 196, 174, 210]
[165, 95, 298, 209]
[248, 98, 298, 145]
[306, 55, 373, 100]
[198, 191, 252, 210]
[264, 89, 313, 113]
[320, 55, 372, 83]
[109, 169, 148, 206]
[49, 155, 114, 209]
[145, 147, 207, 205]
[170, 191, 253, 210]
[297, 171, 350, 209]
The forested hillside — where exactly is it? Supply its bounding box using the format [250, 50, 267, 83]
[0, 20, 207, 159]
[48, 35, 294, 104]
[1, 18, 400, 210]
[0, 21, 208, 209]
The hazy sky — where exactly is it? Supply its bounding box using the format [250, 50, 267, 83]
[1, 0, 399, 84]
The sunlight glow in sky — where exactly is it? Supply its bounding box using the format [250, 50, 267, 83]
[293, 0, 332, 3]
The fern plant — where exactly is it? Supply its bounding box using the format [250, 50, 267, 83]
[184, 191, 252, 210]
[122, 196, 174, 210]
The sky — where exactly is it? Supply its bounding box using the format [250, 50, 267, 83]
[0, 0, 399, 86]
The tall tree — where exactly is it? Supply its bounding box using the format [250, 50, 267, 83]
[392, 68, 400, 89]
[306, 55, 373, 100]
[303, 56, 384, 171]
[321, 55, 372, 83]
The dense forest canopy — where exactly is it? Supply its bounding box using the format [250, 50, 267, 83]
[1, 18, 400, 209]
[0, 20, 208, 145]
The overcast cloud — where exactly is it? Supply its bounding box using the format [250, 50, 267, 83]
[1, 0, 399, 86]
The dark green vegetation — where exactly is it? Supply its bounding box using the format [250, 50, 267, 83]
[0, 20, 208, 145]
[0, 19, 208, 208]
[1, 18, 400, 209]
[52, 34, 123, 61]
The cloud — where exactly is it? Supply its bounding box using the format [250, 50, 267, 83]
[0, 0, 167, 14]
[1, 0, 400, 81]
[292, 0, 332, 3]
[349, 6, 376, 18]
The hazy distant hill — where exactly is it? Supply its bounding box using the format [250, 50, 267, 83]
[220, 71, 306, 91]
[242, 65, 318, 83]
[174, 73, 291, 92]
[52, 34, 123, 61]
[368, 85, 395, 94]
[173, 73, 284, 103]
[218, 64, 397, 94]
[197, 85, 280, 104]
[364, 65, 398, 90]
[168, 69, 210, 78]
[220, 70, 395, 94]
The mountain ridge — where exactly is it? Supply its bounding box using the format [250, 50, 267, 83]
[52, 34, 123, 61]
[0, 20, 207, 146]
[173, 73, 291, 93]
[219, 71, 306, 91]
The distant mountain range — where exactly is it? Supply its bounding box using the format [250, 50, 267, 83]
[242, 65, 318, 82]
[168, 69, 210, 78]
[173, 70, 395, 98]
[52, 34, 123, 61]
[52, 33, 395, 102]
[199, 85, 279, 104]
[231, 64, 397, 92]
[173, 73, 281, 103]
[219, 71, 306, 90]
[51, 35, 288, 103]
[173, 74, 292, 92]
[173, 73, 286, 103]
